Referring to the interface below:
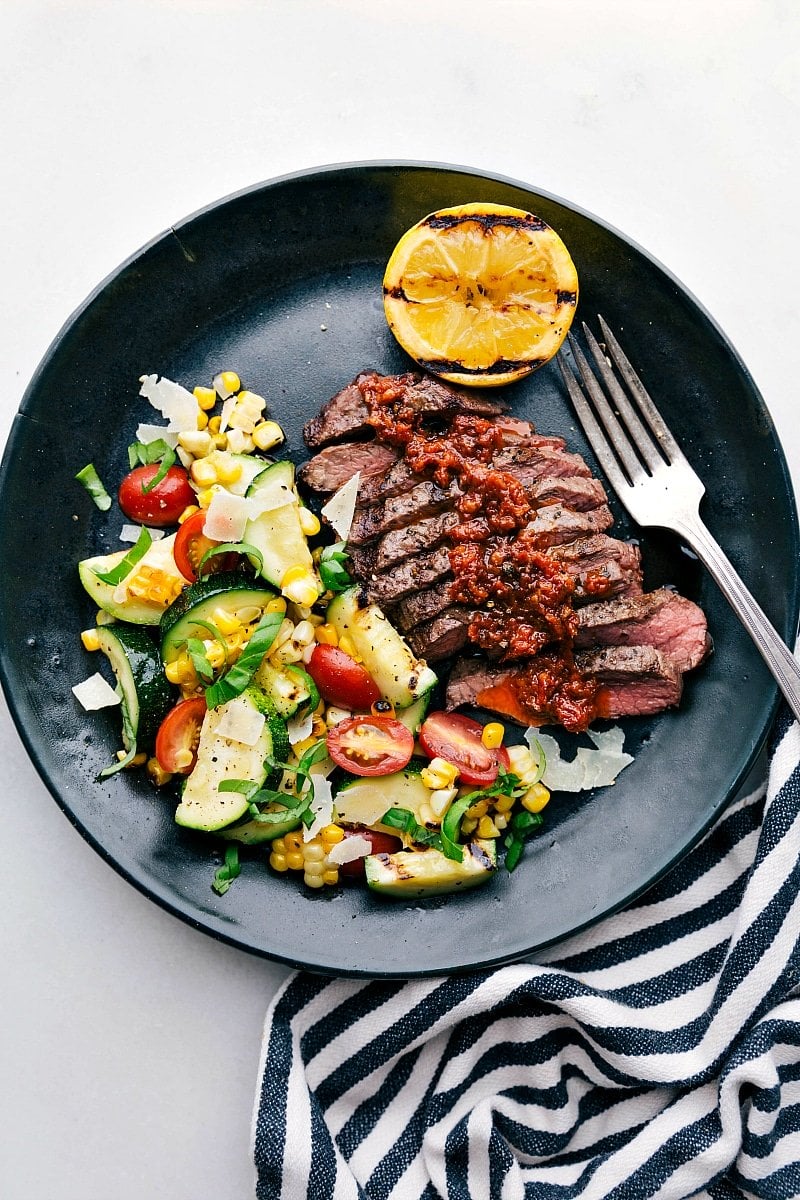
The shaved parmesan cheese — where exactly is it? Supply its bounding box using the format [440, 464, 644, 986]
[203, 490, 252, 542]
[218, 396, 236, 433]
[139, 374, 199, 432]
[303, 772, 334, 842]
[287, 710, 313, 746]
[120, 524, 164, 544]
[214, 697, 266, 746]
[72, 673, 121, 711]
[527, 726, 633, 793]
[321, 471, 361, 540]
[326, 834, 372, 865]
[135, 423, 179, 448]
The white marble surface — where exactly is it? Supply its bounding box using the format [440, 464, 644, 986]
[2, 2, 798, 1196]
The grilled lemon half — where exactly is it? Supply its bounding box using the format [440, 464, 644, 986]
[383, 202, 578, 388]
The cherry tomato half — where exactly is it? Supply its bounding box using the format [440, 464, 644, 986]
[337, 826, 403, 880]
[307, 644, 381, 711]
[419, 711, 510, 786]
[173, 509, 238, 583]
[155, 696, 207, 775]
[326, 715, 414, 777]
[118, 464, 195, 527]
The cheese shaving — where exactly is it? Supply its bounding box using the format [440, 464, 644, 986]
[321, 471, 361, 540]
[326, 834, 372, 865]
[214, 697, 266, 747]
[527, 726, 633, 793]
[303, 772, 334, 842]
[72, 673, 122, 711]
[120, 524, 164, 544]
[135, 423, 179, 448]
[203, 490, 253, 542]
[287, 710, 314, 746]
[139, 374, 199, 433]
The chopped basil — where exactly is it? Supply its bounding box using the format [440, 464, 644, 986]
[198, 541, 263, 577]
[186, 637, 215, 682]
[219, 740, 328, 825]
[75, 463, 112, 511]
[204, 608, 284, 709]
[380, 806, 442, 850]
[319, 542, 352, 593]
[503, 811, 544, 873]
[127, 438, 176, 492]
[98, 693, 138, 779]
[93, 526, 152, 586]
[212, 846, 241, 895]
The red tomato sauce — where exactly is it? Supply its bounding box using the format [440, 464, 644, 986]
[363, 380, 604, 732]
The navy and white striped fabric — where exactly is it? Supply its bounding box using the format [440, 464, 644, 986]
[253, 709, 800, 1199]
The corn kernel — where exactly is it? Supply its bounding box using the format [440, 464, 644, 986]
[165, 660, 182, 685]
[224, 628, 245, 653]
[494, 814, 508, 831]
[81, 628, 100, 652]
[207, 415, 222, 434]
[321, 824, 344, 845]
[270, 852, 288, 872]
[506, 744, 541, 786]
[214, 457, 243, 486]
[337, 634, 359, 660]
[217, 370, 241, 396]
[481, 722, 505, 750]
[212, 433, 228, 451]
[322, 869, 339, 886]
[522, 783, 550, 814]
[272, 838, 286, 854]
[311, 715, 327, 738]
[147, 756, 173, 787]
[303, 843, 325, 863]
[178, 429, 214, 458]
[286, 851, 304, 871]
[194, 385, 217, 411]
[298, 508, 321, 537]
[461, 817, 477, 835]
[494, 794, 515, 813]
[196, 410, 209, 431]
[252, 420, 285, 451]
[292, 620, 315, 648]
[273, 640, 304, 665]
[211, 607, 242, 636]
[420, 757, 460, 790]
[270, 619, 295, 651]
[226, 428, 254, 455]
[467, 799, 489, 819]
[304, 873, 324, 889]
[196, 486, 219, 508]
[281, 571, 319, 607]
[205, 641, 226, 670]
[326, 706, 352, 728]
[315, 624, 338, 647]
[179, 505, 200, 524]
[478, 815, 499, 838]
[284, 830, 303, 852]
[265, 597, 288, 617]
[429, 787, 458, 819]
[190, 458, 218, 487]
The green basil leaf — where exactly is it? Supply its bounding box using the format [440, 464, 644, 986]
[75, 463, 112, 511]
[212, 846, 241, 895]
[186, 637, 215, 682]
[204, 609, 284, 709]
[198, 541, 264, 577]
[93, 526, 153, 586]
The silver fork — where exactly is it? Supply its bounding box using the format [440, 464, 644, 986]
[558, 316, 800, 723]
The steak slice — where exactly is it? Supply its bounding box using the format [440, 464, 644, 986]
[527, 476, 608, 511]
[524, 504, 615, 547]
[303, 371, 380, 448]
[445, 645, 684, 723]
[359, 372, 510, 420]
[393, 581, 457, 627]
[494, 444, 592, 479]
[575, 589, 711, 672]
[364, 546, 453, 607]
[407, 609, 472, 662]
[375, 511, 460, 571]
[298, 441, 399, 493]
[347, 480, 461, 546]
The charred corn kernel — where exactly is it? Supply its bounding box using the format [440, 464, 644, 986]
[224, 628, 245, 654]
[506, 744, 541, 786]
[321, 824, 344, 846]
[421, 757, 460, 790]
[429, 786, 458, 818]
[211, 607, 242, 636]
[322, 869, 339, 886]
[81, 628, 100, 652]
[305, 873, 325, 889]
[478, 815, 499, 838]
[311, 715, 327, 738]
[96, 609, 116, 626]
[315, 623, 338, 646]
[193, 385, 217, 410]
[165, 660, 182, 685]
[292, 620, 316, 648]
[522, 783, 550, 814]
[264, 597, 288, 617]
[226, 428, 255, 455]
[326, 706, 352, 728]
[215, 457, 243, 486]
[481, 722, 505, 750]
[205, 641, 226, 670]
[272, 837, 286, 854]
[269, 619, 295, 652]
[216, 370, 241, 396]
[178, 429, 214, 457]
[147, 756, 173, 787]
[273, 640, 304, 665]
[127, 567, 184, 605]
[179, 504, 200, 524]
[298, 508, 321, 537]
[280, 566, 318, 607]
[461, 817, 477, 836]
[207, 415, 222, 434]
[286, 851, 304, 871]
[467, 798, 489, 820]
[303, 842, 325, 863]
[252, 420, 285, 451]
[418, 801, 436, 826]
[269, 851, 288, 872]
[494, 795, 515, 814]
[190, 457, 218, 487]
[284, 830, 303, 852]
[196, 410, 209, 431]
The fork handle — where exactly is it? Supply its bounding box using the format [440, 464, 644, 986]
[675, 514, 800, 723]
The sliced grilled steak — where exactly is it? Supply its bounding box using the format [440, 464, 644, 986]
[445, 644, 683, 723]
[358, 372, 510, 420]
[393, 582, 457, 627]
[347, 480, 461, 546]
[407, 609, 472, 662]
[298, 441, 398, 493]
[303, 372, 380, 448]
[524, 504, 615, 547]
[375, 511, 460, 571]
[494, 444, 592, 479]
[528, 476, 608, 511]
[574, 589, 710, 672]
[364, 545, 452, 607]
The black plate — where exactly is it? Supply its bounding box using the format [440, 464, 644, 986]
[1, 162, 797, 977]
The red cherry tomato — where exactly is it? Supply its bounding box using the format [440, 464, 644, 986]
[118, 464, 195, 527]
[155, 696, 207, 775]
[419, 712, 510, 786]
[172, 509, 238, 582]
[326, 715, 414, 777]
[337, 826, 403, 880]
[307, 644, 381, 710]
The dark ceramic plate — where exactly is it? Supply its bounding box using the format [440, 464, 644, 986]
[1, 163, 797, 977]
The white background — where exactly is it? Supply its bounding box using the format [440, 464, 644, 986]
[2, 2, 798, 1196]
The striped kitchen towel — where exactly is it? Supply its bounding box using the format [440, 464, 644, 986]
[253, 709, 800, 1199]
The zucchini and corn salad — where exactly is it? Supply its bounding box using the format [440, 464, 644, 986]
[74, 369, 554, 900]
